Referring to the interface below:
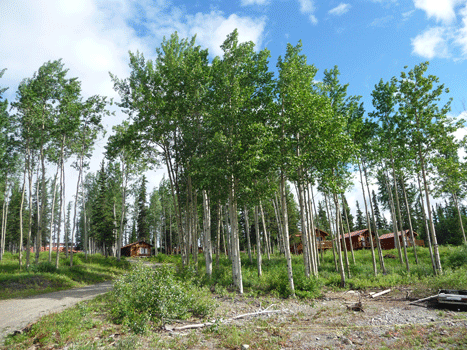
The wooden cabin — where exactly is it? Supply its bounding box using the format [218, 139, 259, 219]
[120, 241, 153, 257]
[379, 230, 425, 250]
[337, 229, 377, 250]
[290, 228, 330, 254]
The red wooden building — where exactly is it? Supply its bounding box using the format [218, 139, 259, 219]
[379, 230, 425, 250]
[120, 241, 153, 257]
[290, 228, 330, 254]
[337, 229, 377, 250]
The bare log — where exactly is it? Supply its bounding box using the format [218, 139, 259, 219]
[165, 308, 285, 331]
[371, 289, 391, 299]
[408, 294, 439, 305]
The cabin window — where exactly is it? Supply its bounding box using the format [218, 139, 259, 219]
[139, 247, 148, 254]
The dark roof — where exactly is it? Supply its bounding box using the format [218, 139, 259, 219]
[337, 229, 373, 240]
[379, 230, 418, 240]
[121, 240, 153, 249]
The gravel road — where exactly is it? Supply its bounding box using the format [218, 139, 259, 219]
[0, 281, 113, 344]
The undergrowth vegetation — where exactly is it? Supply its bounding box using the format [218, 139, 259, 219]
[193, 245, 467, 297]
[110, 264, 214, 333]
[0, 251, 130, 299]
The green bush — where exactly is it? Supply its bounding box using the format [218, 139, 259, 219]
[29, 261, 57, 273]
[111, 264, 214, 333]
[447, 245, 467, 268]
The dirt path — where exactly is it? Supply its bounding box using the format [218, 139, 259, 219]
[0, 281, 112, 344]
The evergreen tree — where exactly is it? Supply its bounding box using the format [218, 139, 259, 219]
[372, 190, 385, 231]
[355, 200, 366, 230]
[136, 175, 149, 241]
[341, 196, 354, 232]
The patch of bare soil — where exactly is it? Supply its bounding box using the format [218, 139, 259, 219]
[158, 288, 467, 349]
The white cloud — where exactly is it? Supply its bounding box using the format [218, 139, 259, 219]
[184, 12, 267, 57]
[241, 0, 269, 5]
[0, 0, 150, 100]
[298, 0, 316, 13]
[329, 3, 351, 16]
[369, 15, 394, 27]
[402, 10, 415, 20]
[455, 5, 467, 56]
[297, 0, 318, 24]
[411, 27, 450, 59]
[309, 14, 319, 25]
[413, 0, 466, 24]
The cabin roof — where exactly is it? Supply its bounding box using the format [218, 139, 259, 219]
[121, 240, 153, 249]
[379, 230, 418, 240]
[337, 229, 374, 240]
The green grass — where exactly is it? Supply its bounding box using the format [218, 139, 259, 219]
[0, 251, 130, 299]
[3, 245, 467, 349]
[193, 245, 467, 297]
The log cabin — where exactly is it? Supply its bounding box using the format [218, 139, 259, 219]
[290, 228, 331, 254]
[120, 240, 153, 257]
[379, 230, 425, 250]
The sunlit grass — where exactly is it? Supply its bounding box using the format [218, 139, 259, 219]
[0, 251, 130, 299]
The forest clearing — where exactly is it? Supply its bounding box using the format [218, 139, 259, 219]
[1, 27, 467, 349]
[1, 246, 466, 349]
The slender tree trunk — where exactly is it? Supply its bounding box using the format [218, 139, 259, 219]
[34, 167, 41, 263]
[333, 192, 346, 288]
[202, 190, 212, 278]
[216, 200, 222, 268]
[401, 178, 419, 263]
[56, 139, 65, 269]
[363, 164, 386, 274]
[384, 169, 403, 263]
[229, 177, 243, 294]
[259, 200, 270, 260]
[341, 194, 355, 264]
[70, 153, 84, 267]
[164, 146, 186, 265]
[389, 152, 410, 272]
[48, 173, 58, 262]
[244, 206, 252, 263]
[358, 160, 377, 276]
[336, 196, 350, 278]
[415, 113, 442, 273]
[254, 205, 262, 277]
[281, 171, 295, 296]
[306, 184, 317, 274]
[324, 193, 338, 271]
[117, 161, 127, 261]
[297, 181, 310, 278]
[19, 160, 27, 269]
[416, 171, 436, 274]
[452, 193, 467, 245]
[273, 193, 284, 254]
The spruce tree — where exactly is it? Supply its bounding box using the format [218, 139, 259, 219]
[136, 175, 149, 242]
[355, 201, 366, 230]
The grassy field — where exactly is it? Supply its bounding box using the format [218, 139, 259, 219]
[194, 245, 467, 298]
[2, 245, 467, 349]
[0, 251, 130, 300]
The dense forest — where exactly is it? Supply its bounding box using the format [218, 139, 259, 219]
[0, 30, 466, 293]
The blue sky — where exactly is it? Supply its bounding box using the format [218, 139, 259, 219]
[1, 0, 466, 210]
[2, 0, 466, 119]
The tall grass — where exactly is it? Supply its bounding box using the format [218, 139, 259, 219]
[188, 245, 467, 297]
[0, 251, 130, 299]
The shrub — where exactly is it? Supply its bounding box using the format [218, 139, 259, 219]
[111, 264, 214, 333]
[447, 245, 467, 268]
[29, 262, 57, 273]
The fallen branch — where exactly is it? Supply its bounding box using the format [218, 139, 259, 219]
[408, 294, 439, 305]
[164, 308, 285, 331]
[371, 289, 391, 299]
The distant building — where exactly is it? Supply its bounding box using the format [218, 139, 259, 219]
[379, 230, 425, 250]
[120, 241, 153, 257]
